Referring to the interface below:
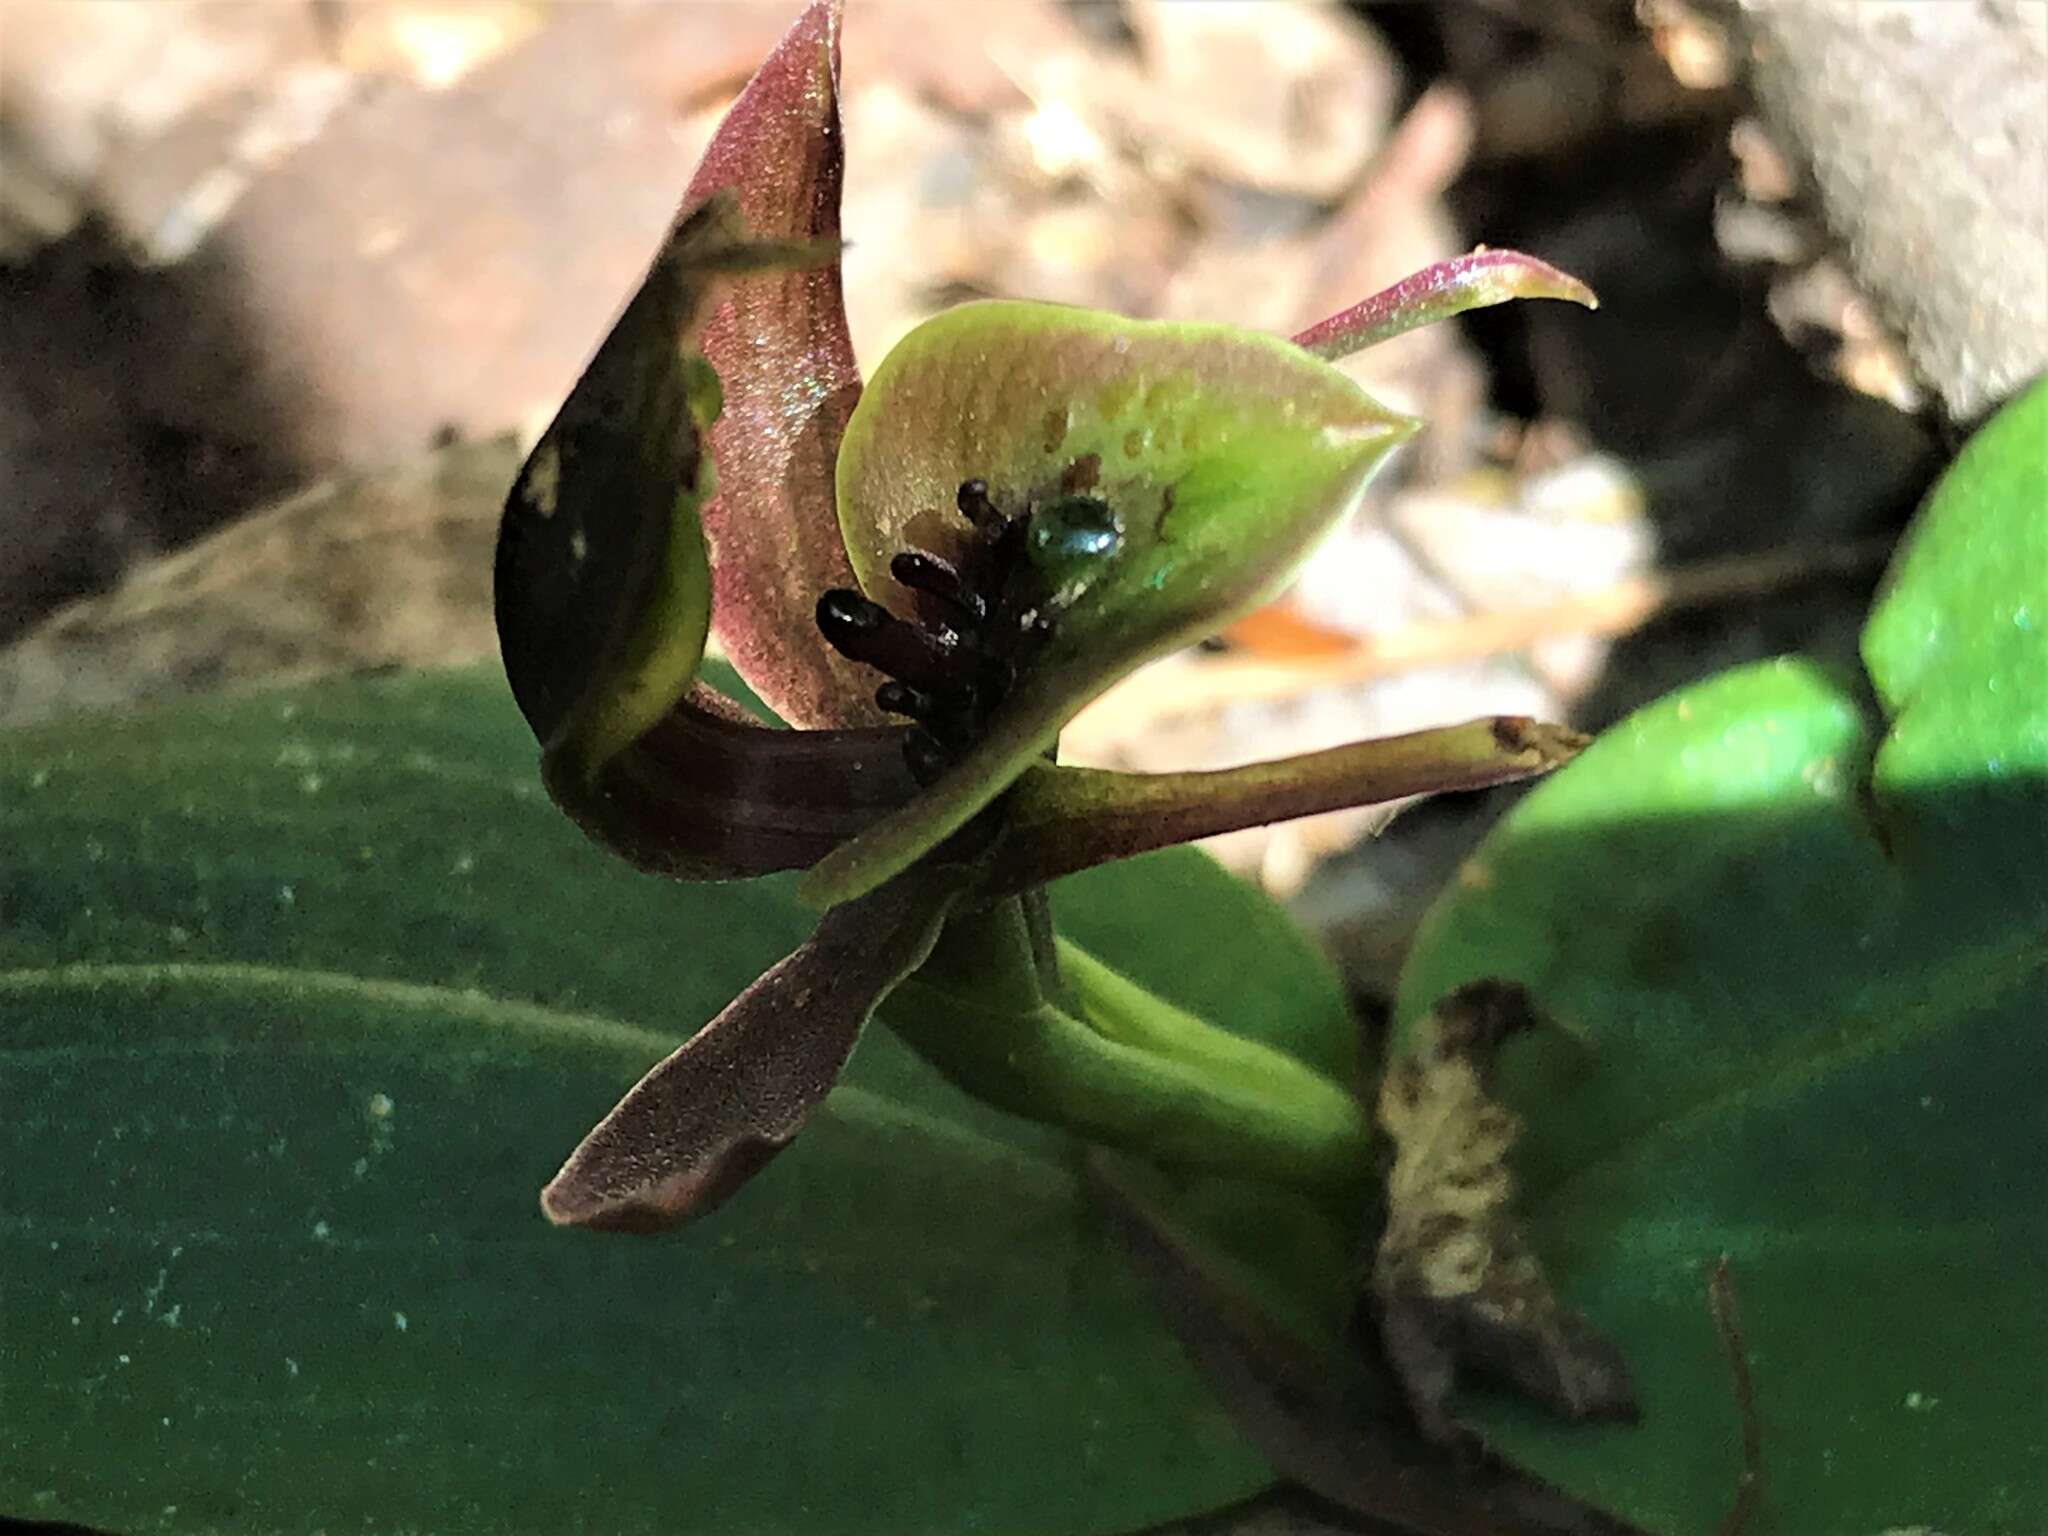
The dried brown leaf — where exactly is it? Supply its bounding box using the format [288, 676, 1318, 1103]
[1372, 981, 1637, 1450]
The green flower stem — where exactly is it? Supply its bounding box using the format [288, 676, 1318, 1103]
[886, 901, 1373, 1193]
[1056, 941, 1358, 1111]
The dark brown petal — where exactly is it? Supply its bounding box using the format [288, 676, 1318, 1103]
[540, 865, 962, 1232]
[543, 686, 920, 882]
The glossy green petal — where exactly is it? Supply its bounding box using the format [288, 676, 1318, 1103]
[802, 300, 1418, 906]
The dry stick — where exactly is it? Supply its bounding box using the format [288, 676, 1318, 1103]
[1709, 1256, 1763, 1536]
[1074, 536, 1894, 736]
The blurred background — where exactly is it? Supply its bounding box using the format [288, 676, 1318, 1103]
[2, 0, 2040, 1004]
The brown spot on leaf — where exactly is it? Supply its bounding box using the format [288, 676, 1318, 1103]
[1059, 451, 1101, 494]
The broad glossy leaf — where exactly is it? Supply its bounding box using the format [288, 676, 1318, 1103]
[1390, 381, 2048, 1532]
[0, 666, 1363, 1534]
[803, 300, 1417, 906]
[1862, 376, 2048, 898]
[687, 0, 882, 729]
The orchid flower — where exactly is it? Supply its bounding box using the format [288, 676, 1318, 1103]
[494, 0, 1596, 1234]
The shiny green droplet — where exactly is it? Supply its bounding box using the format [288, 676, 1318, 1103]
[1026, 494, 1123, 606]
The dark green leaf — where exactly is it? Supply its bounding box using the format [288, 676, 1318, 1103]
[0, 666, 1359, 1534]
[1390, 381, 2048, 1532]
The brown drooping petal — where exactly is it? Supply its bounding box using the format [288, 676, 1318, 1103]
[687, 0, 883, 729]
[1374, 982, 1638, 1448]
[992, 719, 1589, 893]
[540, 867, 961, 1232]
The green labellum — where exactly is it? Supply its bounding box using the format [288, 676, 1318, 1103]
[804, 300, 1419, 907]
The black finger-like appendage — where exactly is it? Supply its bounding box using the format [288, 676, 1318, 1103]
[903, 728, 951, 785]
[816, 588, 891, 648]
[819, 592, 969, 694]
[891, 551, 985, 623]
[956, 478, 1005, 532]
[875, 681, 935, 720]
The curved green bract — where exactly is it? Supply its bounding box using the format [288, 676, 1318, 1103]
[1392, 381, 2048, 1532]
[806, 301, 1418, 907]
[0, 666, 1361, 1534]
[495, 202, 734, 781]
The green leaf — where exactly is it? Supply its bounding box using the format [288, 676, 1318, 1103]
[801, 300, 1418, 907]
[1391, 381, 2048, 1532]
[0, 666, 1354, 1534]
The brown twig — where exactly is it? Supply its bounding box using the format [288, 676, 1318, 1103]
[1072, 536, 1893, 736]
